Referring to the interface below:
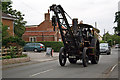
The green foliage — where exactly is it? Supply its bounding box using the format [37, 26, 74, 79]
[2, 55, 11, 59]
[38, 41, 64, 52]
[102, 32, 120, 46]
[2, 54, 27, 59]
[2, 2, 12, 13]
[107, 39, 112, 46]
[26, 41, 64, 52]
[103, 32, 112, 41]
[2, 1, 27, 38]
[112, 34, 120, 44]
[2, 25, 8, 38]
[2, 36, 25, 47]
[100, 40, 106, 43]
[114, 11, 120, 36]
[9, 46, 17, 58]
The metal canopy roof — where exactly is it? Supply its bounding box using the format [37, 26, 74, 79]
[78, 24, 100, 33]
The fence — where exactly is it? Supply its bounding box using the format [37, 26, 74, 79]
[2, 47, 23, 56]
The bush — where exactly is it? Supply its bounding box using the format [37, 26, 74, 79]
[100, 40, 105, 43]
[2, 55, 11, 59]
[38, 41, 64, 52]
[107, 39, 113, 46]
[2, 54, 27, 59]
[2, 36, 25, 47]
[9, 46, 17, 58]
[26, 41, 64, 52]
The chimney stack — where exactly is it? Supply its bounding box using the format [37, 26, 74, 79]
[72, 18, 78, 34]
[45, 9, 50, 21]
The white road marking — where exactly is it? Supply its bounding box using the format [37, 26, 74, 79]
[30, 69, 53, 77]
[110, 64, 117, 72]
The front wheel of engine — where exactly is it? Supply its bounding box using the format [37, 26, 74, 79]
[59, 47, 66, 66]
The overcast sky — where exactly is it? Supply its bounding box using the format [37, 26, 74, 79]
[11, 0, 119, 36]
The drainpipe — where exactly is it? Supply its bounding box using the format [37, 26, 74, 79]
[42, 32, 44, 41]
[13, 21, 14, 36]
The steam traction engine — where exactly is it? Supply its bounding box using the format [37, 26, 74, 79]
[50, 4, 100, 67]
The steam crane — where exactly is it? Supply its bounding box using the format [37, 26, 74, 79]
[50, 4, 100, 67]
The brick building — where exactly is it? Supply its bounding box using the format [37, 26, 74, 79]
[2, 13, 15, 36]
[22, 10, 62, 42]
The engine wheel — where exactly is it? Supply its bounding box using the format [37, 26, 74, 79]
[91, 54, 99, 64]
[59, 47, 66, 66]
[82, 47, 89, 67]
[91, 40, 100, 64]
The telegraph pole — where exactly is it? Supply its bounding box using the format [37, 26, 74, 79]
[95, 22, 97, 28]
[104, 29, 106, 41]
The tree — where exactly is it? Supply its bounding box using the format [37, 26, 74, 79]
[111, 34, 120, 44]
[114, 11, 120, 36]
[2, 1, 27, 38]
[0, 22, 2, 47]
[2, 25, 9, 38]
[103, 31, 112, 41]
[102, 32, 120, 46]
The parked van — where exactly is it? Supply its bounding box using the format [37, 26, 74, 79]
[100, 43, 111, 55]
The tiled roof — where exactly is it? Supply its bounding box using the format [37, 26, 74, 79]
[25, 25, 38, 27]
[23, 31, 57, 36]
[2, 13, 16, 20]
[26, 27, 38, 31]
[25, 21, 66, 31]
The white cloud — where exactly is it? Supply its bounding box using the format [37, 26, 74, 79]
[11, 0, 119, 36]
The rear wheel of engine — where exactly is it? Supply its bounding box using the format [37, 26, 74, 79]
[82, 47, 89, 67]
[59, 47, 66, 66]
[91, 54, 99, 64]
[91, 40, 100, 64]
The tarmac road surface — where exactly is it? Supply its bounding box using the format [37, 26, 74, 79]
[2, 48, 119, 78]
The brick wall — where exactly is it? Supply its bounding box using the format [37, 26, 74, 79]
[36, 36, 43, 41]
[22, 36, 29, 42]
[2, 18, 14, 36]
[22, 10, 61, 42]
[37, 21, 53, 31]
[22, 36, 55, 42]
[43, 36, 54, 41]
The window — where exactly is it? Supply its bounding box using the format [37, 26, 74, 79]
[26, 43, 30, 46]
[8, 26, 10, 30]
[30, 43, 35, 46]
[40, 43, 44, 46]
[36, 43, 40, 46]
[29, 37, 36, 42]
[59, 38, 62, 41]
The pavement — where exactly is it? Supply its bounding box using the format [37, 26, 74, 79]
[2, 51, 59, 69]
[24, 51, 59, 62]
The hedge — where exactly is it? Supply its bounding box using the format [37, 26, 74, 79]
[2, 36, 25, 47]
[26, 41, 64, 52]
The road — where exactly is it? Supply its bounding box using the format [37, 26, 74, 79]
[2, 48, 119, 78]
